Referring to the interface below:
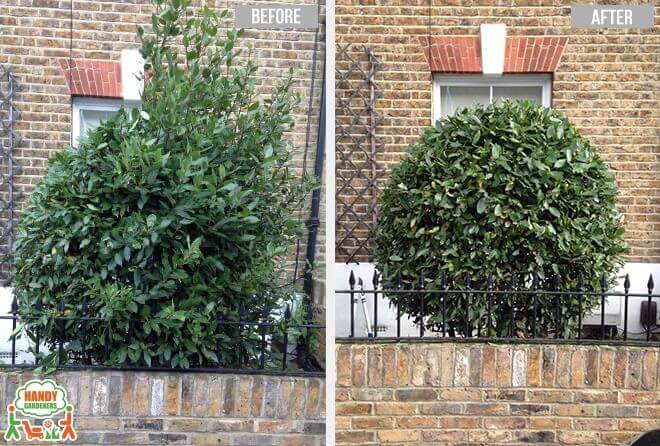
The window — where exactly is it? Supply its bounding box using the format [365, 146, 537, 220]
[432, 74, 551, 122]
[72, 97, 138, 144]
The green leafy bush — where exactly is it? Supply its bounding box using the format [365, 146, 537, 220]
[13, 0, 314, 369]
[374, 100, 628, 337]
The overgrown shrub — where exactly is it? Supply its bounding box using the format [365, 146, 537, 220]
[13, 0, 314, 369]
[374, 100, 628, 337]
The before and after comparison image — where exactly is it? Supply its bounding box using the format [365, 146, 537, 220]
[0, 1, 657, 445]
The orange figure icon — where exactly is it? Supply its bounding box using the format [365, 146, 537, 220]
[21, 420, 44, 440]
[57, 405, 77, 441]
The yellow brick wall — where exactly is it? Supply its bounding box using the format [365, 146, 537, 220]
[336, 342, 659, 445]
[0, 370, 325, 444]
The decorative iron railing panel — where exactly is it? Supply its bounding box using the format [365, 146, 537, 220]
[0, 66, 22, 285]
[0, 297, 324, 376]
[335, 44, 384, 263]
[337, 269, 659, 345]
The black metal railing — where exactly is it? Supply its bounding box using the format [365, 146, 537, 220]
[337, 270, 659, 346]
[0, 297, 324, 377]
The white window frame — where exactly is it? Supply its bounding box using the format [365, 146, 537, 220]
[71, 97, 138, 145]
[432, 74, 552, 123]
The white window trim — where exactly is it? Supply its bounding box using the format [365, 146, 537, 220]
[432, 73, 552, 123]
[71, 97, 138, 145]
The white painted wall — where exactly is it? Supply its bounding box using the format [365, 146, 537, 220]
[0, 287, 33, 364]
[584, 263, 660, 338]
[334, 262, 429, 338]
[335, 262, 659, 339]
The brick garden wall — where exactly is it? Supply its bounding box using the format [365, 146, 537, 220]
[0, 370, 325, 445]
[335, 0, 659, 263]
[336, 342, 659, 445]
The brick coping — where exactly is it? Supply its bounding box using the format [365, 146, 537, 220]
[336, 338, 660, 348]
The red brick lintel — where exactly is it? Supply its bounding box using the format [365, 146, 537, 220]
[58, 59, 122, 98]
[419, 36, 568, 73]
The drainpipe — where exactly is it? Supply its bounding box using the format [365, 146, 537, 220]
[303, 73, 325, 299]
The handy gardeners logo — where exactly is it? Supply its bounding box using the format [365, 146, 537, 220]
[4, 379, 77, 442]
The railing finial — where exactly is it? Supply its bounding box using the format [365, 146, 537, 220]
[600, 273, 607, 291]
[553, 274, 561, 290]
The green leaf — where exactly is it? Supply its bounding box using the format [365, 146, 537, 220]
[143, 351, 152, 367]
[548, 207, 561, 218]
[373, 99, 628, 339]
[476, 198, 486, 214]
[471, 130, 481, 145]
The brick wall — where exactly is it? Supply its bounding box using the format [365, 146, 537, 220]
[336, 0, 659, 263]
[0, 0, 325, 289]
[336, 342, 659, 445]
[0, 370, 325, 445]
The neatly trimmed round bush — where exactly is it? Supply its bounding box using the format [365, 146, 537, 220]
[374, 100, 628, 337]
[13, 1, 313, 369]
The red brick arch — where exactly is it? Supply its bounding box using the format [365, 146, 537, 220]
[58, 59, 122, 98]
[419, 36, 568, 73]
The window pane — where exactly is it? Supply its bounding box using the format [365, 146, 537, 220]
[493, 86, 543, 105]
[441, 86, 490, 116]
[80, 108, 117, 139]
